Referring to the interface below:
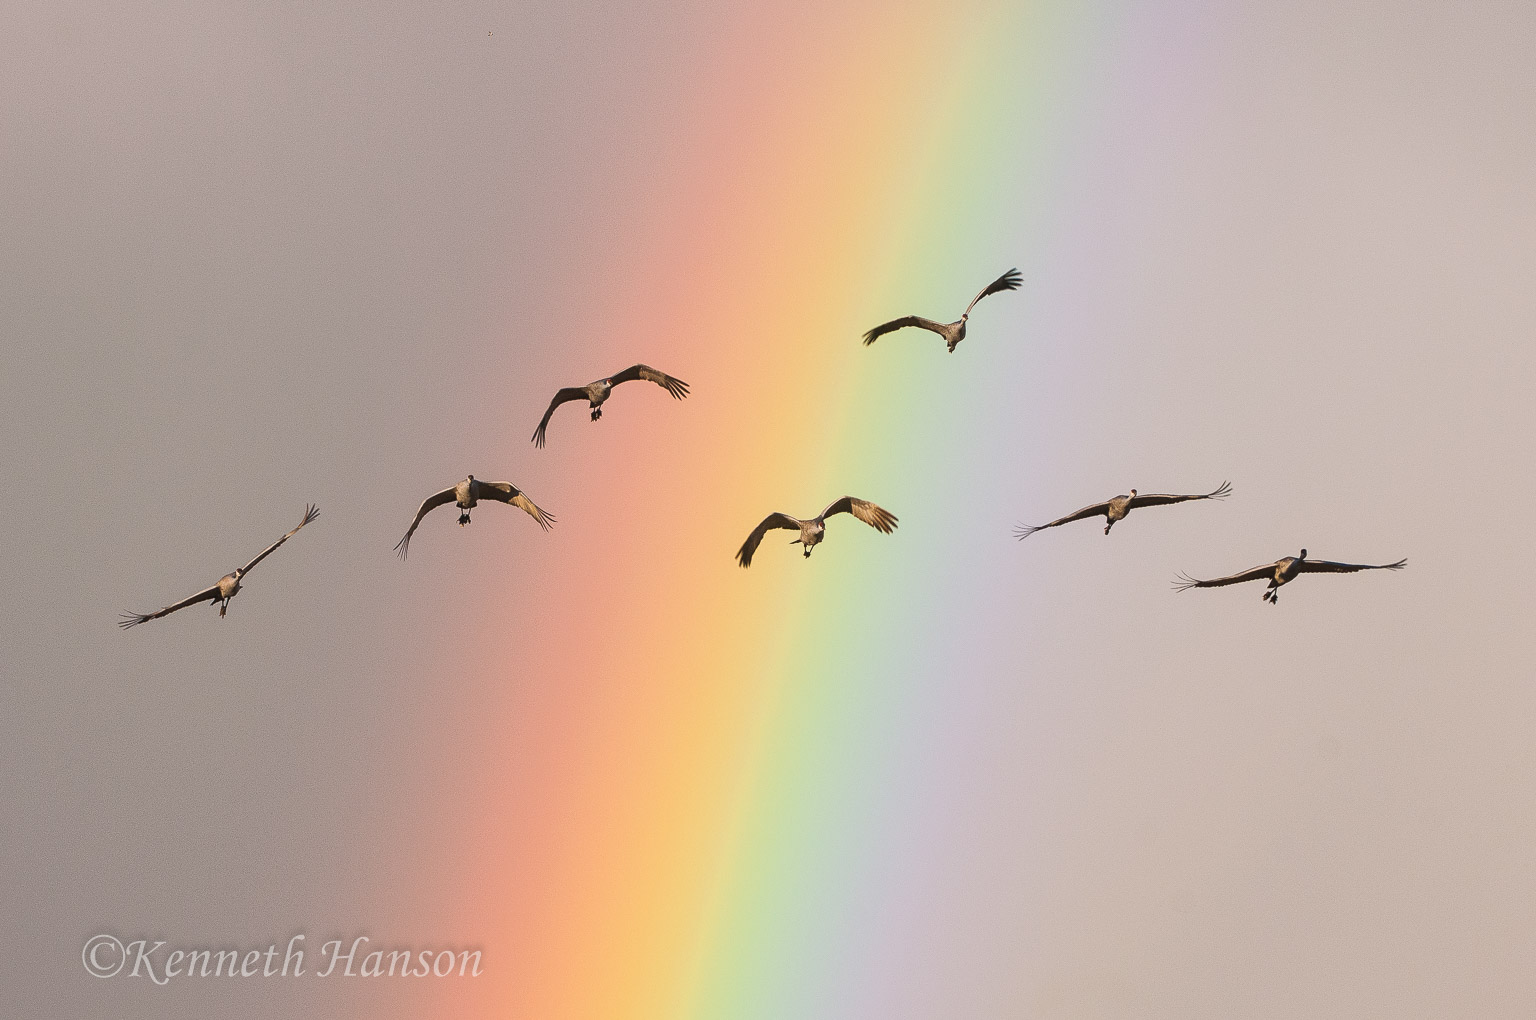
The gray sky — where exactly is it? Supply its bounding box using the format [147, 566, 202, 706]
[5, 2, 1536, 1018]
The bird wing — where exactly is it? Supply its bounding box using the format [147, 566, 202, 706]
[1171, 562, 1280, 591]
[240, 504, 320, 575]
[1127, 480, 1233, 509]
[1296, 557, 1407, 574]
[480, 481, 556, 531]
[861, 316, 949, 346]
[962, 268, 1023, 316]
[119, 584, 223, 629]
[735, 512, 802, 568]
[820, 496, 898, 533]
[531, 387, 590, 448]
[609, 364, 690, 400]
[394, 487, 458, 559]
[1013, 500, 1112, 539]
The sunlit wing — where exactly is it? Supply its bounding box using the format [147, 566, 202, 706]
[820, 496, 898, 534]
[610, 364, 690, 399]
[481, 481, 556, 531]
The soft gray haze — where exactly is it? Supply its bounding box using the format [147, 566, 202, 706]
[4, 2, 1536, 1018]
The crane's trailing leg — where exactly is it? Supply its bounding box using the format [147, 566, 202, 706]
[590, 405, 602, 421]
[458, 511, 471, 526]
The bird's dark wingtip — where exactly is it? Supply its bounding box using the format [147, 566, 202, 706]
[1013, 524, 1041, 540]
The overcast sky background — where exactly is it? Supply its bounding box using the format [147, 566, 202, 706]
[5, 2, 1536, 1018]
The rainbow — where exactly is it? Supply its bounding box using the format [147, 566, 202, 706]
[449, 6, 1115, 1016]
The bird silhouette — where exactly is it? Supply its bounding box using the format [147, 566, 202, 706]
[1016, 482, 1231, 539]
[120, 504, 319, 628]
[395, 476, 553, 559]
[863, 268, 1021, 353]
[532, 364, 689, 448]
[736, 497, 897, 567]
[1174, 549, 1406, 604]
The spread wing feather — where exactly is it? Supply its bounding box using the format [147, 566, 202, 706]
[610, 364, 690, 400]
[1172, 562, 1281, 591]
[1297, 557, 1406, 574]
[862, 316, 948, 346]
[1014, 501, 1112, 539]
[240, 504, 319, 575]
[481, 481, 556, 531]
[532, 387, 590, 448]
[736, 513, 802, 568]
[394, 488, 458, 559]
[820, 496, 898, 533]
[963, 268, 1022, 315]
[119, 584, 223, 629]
[1127, 481, 1232, 509]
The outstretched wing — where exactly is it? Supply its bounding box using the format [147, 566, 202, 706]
[862, 316, 948, 346]
[1297, 557, 1407, 574]
[736, 512, 801, 568]
[119, 584, 223, 629]
[480, 481, 556, 531]
[240, 504, 320, 575]
[532, 387, 589, 448]
[1171, 562, 1279, 592]
[609, 364, 690, 400]
[820, 496, 898, 534]
[1013, 500, 1111, 539]
[1128, 481, 1233, 510]
[962, 267, 1022, 316]
[394, 488, 457, 559]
